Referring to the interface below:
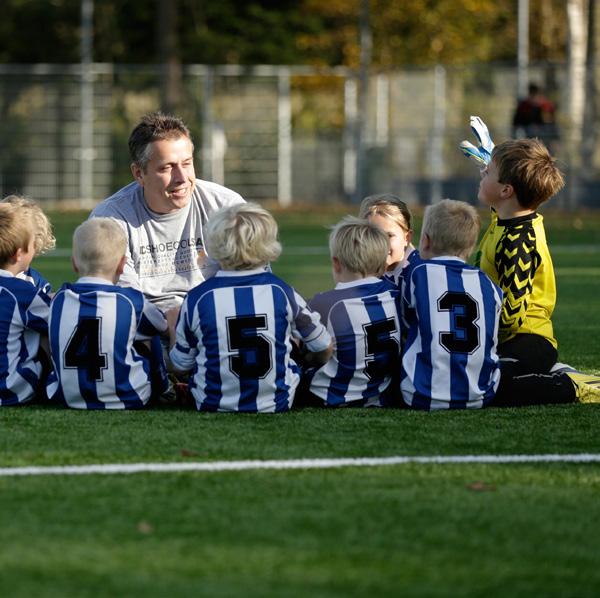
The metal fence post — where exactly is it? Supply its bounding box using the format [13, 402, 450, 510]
[278, 67, 292, 206]
[430, 65, 447, 204]
[79, 0, 94, 208]
[201, 66, 215, 182]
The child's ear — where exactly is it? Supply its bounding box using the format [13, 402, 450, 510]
[116, 255, 127, 277]
[501, 182, 514, 199]
[332, 256, 342, 274]
[10, 248, 22, 265]
[419, 232, 431, 253]
[71, 256, 79, 273]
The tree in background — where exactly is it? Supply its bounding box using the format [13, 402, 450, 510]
[0, 0, 570, 67]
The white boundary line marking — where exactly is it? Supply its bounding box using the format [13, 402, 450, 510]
[1, 454, 600, 477]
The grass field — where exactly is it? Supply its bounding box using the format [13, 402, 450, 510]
[2, 206, 600, 597]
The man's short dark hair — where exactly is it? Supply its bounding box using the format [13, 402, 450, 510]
[128, 112, 193, 171]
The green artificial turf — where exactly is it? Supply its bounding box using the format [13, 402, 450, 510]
[1, 206, 598, 597]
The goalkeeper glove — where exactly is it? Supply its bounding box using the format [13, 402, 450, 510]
[459, 116, 494, 166]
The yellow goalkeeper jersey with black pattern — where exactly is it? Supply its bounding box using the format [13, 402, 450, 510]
[475, 210, 557, 348]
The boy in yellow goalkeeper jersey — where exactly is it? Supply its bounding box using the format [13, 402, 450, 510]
[476, 137, 599, 405]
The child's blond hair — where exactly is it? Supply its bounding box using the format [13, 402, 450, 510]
[421, 199, 480, 260]
[72, 218, 127, 277]
[492, 138, 565, 209]
[205, 203, 281, 270]
[0, 203, 34, 267]
[358, 193, 413, 232]
[329, 216, 389, 277]
[1, 195, 56, 255]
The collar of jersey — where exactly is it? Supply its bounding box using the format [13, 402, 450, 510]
[0, 268, 15, 278]
[497, 212, 537, 226]
[76, 276, 116, 285]
[215, 267, 268, 277]
[428, 255, 466, 264]
[335, 276, 381, 290]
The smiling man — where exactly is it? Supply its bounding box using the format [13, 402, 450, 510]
[90, 112, 244, 310]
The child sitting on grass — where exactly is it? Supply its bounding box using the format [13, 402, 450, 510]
[2, 194, 56, 294]
[401, 199, 502, 410]
[476, 138, 600, 405]
[300, 216, 402, 407]
[168, 202, 332, 413]
[46, 218, 169, 409]
[0, 202, 51, 405]
[358, 193, 419, 286]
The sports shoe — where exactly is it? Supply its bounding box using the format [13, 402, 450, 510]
[550, 362, 579, 375]
[568, 372, 600, 403]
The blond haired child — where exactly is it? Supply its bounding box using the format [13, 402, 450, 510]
[359, 193, 418, 286]
[401, 199, 502, 410]
[169, 202, 332, 412]
[0, 203, 51, 405]
[46, 218, 169, 409]
[301, 216, 402, 407]
[2, 194, 55, 294]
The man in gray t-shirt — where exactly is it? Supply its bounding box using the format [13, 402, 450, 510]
[90, 112, 244, 311]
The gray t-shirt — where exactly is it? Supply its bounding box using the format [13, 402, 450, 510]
[90, 179, 244, 310]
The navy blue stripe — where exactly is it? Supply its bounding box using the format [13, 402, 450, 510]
[76, 293, 104, 409]
[446, 266, 470, 407]
[411, 267, 433, 410]
[0, 289, 19, 405]
[326, 302, 355, 406]
[47, 290, 66, 401]
[198, 292, 222, 411]
[272, 286, 292, 412]
[479, 275, 501, 405]
[234, 287, 259, 412]
[361, 294, 395, 400]
[113, 296, 145, 408]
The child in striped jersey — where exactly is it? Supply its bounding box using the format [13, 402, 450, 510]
[300, 216, 402, 407]
[401, 199, 502, 410]
[2, 195, 56, 295]
[0, 203, 51, 405]
[169, 203, 332, 413]
[359, 194, 419, 287]
[46, 218, 169, 409]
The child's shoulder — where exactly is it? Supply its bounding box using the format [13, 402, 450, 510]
[0, 271, 44, 302]
[188, 269, 297, 304]
[311, 277, 397, 308]
[57, 280, 145, 306]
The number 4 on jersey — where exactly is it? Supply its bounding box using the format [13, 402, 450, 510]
[64, 318, 108, 381]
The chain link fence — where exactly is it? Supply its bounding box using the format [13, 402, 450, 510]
[0, 62, 596, 208]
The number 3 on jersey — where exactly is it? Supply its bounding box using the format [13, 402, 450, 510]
[64, 318, 108, 381]
[437, 292, 480, 354]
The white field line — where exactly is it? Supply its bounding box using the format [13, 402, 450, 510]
[1, 454, 600, 477]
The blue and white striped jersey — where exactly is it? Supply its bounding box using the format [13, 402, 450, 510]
[0, 269, 51, 405]
[383, 248, 422, 288]
[18, 267, 52, 295]
[47, 277, 168, 410]
[401, 257, 502, 410]
[307, 277, 401, 407]
[169, 268, 331, 413]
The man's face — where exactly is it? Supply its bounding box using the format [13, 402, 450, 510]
[132, 135, 196, 214]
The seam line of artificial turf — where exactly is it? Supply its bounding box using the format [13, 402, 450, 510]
[1, 454, 600, 476]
